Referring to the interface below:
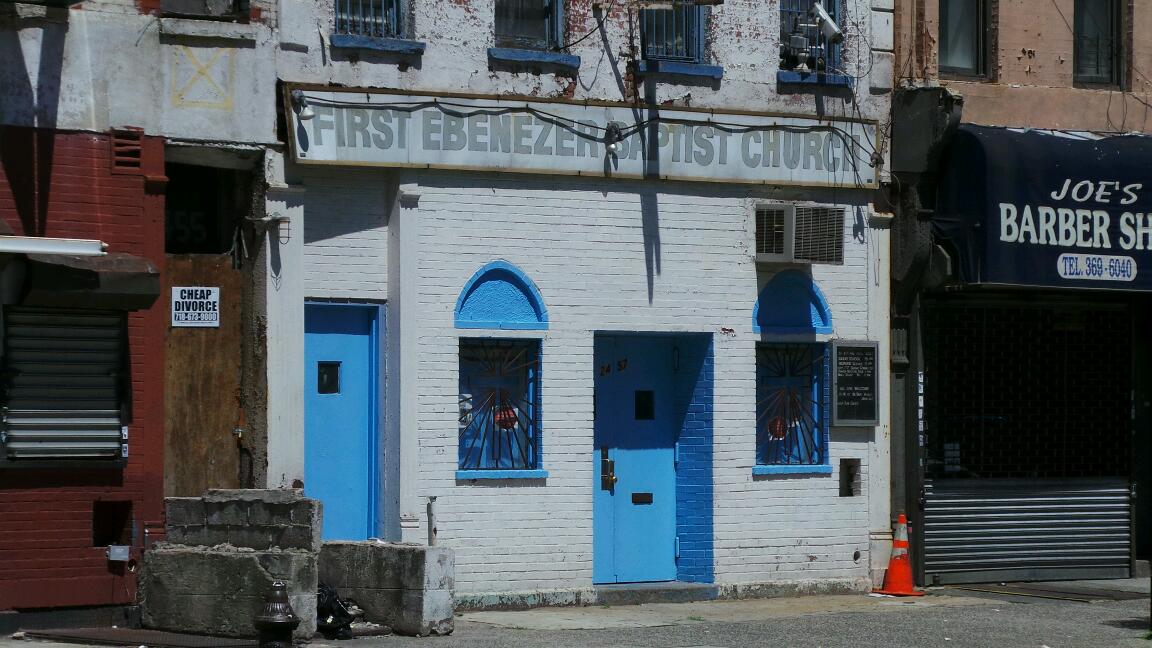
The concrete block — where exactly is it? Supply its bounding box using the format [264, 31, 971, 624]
[276, 525, 322, 552]
[318, 542, 454, 636]
[248, 502, 293, 526]
[164, 498, 205, 528]
[205, 501, 249, 527]
[204, 489, 306, 504]
[289, 499, 323, 529]
[141, 544, 317, 639]
[164, 525, 212, 547]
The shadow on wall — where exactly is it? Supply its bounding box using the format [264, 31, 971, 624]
[0, 15, 69, 236]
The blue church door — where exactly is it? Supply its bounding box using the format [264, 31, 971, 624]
[593, 335, 677, 584]
[304, 303, 380, 540]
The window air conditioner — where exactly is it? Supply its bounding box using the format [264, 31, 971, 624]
[755, 203, 844, 265]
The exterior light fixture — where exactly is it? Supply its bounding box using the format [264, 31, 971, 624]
[810, 2, 843, 45]
[291, 89, 315, 121]
[604, 123, 622, 154]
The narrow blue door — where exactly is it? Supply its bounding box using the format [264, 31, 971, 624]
[593, 335, 677, 584]
[304, 303, 379, 541]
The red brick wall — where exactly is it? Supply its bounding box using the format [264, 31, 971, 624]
[0, 127, 166, 610]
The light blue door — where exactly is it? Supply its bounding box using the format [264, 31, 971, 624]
[593, 336, 677, 584]
[304, 303, 380, 541]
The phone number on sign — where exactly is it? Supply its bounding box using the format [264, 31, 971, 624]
[1057, 253, 1138, 281]
[173, 312, 219, 322]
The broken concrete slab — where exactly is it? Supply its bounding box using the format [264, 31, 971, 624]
[141, 544, 317, 639]
[319, 542, 454, 636]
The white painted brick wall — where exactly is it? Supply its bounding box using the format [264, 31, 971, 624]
[301, 168, 390, 300]
[393, 171, 883, 594]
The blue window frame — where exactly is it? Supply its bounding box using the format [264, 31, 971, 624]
[335, 0, 404, 38]
[495, 0, 562, 50]
[755, 343, 829, 468]
[640, 5, 705, 63]
[778, 0, 849, 85]
[458, 338, 542, 471]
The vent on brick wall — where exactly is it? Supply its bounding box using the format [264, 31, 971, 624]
[755, 204, 844, 265]
[110, 128, 144, 175]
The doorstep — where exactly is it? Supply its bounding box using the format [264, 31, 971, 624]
[592, 582, 720, 607]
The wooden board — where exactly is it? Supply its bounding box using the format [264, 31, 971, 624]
[164, 254, 243, 497]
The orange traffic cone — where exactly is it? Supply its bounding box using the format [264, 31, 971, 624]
[873, 514, 925, 596]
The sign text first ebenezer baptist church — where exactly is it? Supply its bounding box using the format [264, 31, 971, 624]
[287, 89, 878, 189]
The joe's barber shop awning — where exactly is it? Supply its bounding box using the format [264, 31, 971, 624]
[934, 125, 1152, 291]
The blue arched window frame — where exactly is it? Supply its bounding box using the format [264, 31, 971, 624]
[454, 261, 549, 480]
[753, 271, 834, 476]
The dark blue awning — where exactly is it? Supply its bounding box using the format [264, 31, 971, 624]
[934, 125, 1152, 291]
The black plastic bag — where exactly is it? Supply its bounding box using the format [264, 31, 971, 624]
[316, 582, 354, 640]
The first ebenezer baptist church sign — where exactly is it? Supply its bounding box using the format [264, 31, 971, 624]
[287, 90, 877, 187]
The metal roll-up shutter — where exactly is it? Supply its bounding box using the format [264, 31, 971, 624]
[1, 308, 125, 460]
[924, 478, 1131, 584]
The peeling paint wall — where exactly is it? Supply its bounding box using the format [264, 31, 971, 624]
[278, 0, 893, 129]
[0, 2, 278, 143]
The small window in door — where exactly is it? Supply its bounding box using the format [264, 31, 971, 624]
[318, 362, 341, 394]
[635, 390, 655, 420]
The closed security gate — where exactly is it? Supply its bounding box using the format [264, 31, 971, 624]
[1, 308, 125, 460]
[921, 300, 1133, 584]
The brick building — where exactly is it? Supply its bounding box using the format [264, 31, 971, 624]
[271, 0, 897, 603]
[0, 0, 280, 621]
[889, 0, 1152, 585]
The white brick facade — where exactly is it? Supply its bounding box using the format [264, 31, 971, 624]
[277, 0, 893, 602]
[299, 169, 888, 595]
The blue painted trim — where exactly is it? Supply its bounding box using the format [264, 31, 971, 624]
[753, 464, 833, 476]
[636, 59, 724, 80]
[776, 70, 854, 88]
[752, 270, 835, 334]
[454, 260, 549, 330]
[456, 469, 549, 480]
[454, 320, 549, 331]
[329, 34, 427, 56]
[488, 48, 581, 73]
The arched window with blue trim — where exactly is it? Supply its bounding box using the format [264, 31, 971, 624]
[753, 271, 834, 475]
[455, 262, 548, 478]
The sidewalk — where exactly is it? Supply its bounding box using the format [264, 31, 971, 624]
[4, 580, 1149, 648]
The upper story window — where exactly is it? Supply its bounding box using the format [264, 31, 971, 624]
[1074, 0, 1121, 85]
[778, 0, 847, 85]
[335, 0, 404, 39]
[641, 5, 705, 63]
[495, 0, 561, 51]
[939, 0, 987, 77]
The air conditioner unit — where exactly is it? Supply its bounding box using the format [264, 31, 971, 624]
[754, 203, 844, 265]
[160, 0, 250, 19]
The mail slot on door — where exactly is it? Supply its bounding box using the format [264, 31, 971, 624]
[631, 492, 653, 505]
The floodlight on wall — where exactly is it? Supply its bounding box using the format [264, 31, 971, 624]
[290, 89, 315, 121]
[809, 2, 843, 45]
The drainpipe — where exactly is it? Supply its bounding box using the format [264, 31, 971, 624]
[426, 496, 437, 546]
